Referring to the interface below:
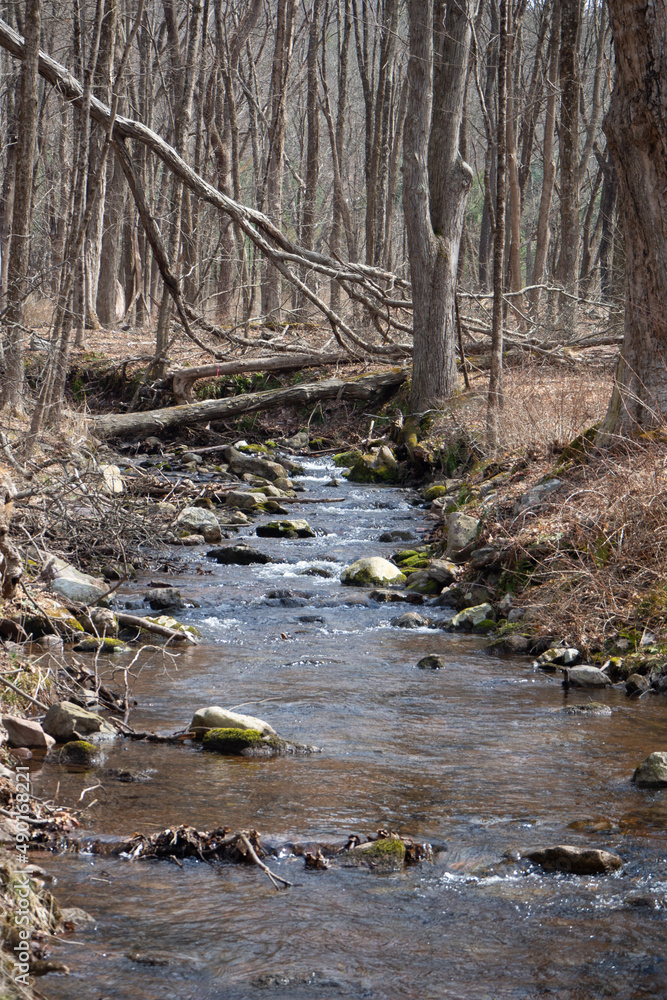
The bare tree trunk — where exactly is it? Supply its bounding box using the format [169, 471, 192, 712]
[598, 0, 667, 435]
[325, 0, 353, 315]
[261, 0, 296, 322]
[97, 134, 127, 326]
[530, 0, 560, 313]
[598, 150, 616, 302]
[298, 0, 322, 317]
[478, 0, 498, 291]
[487, 0, 508, 452]
[556, 0, 581, 333]
[506, 2, 524, 298]
[1, 0, 40, 413]
[404, 0, 473, 414]
[0, 73, 18, 312]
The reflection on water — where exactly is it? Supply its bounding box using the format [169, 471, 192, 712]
[30, 460, 667, 999]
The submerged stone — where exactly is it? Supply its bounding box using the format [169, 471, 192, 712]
[562, 703, 612, 717]
[206, 545, 272, 565]
[58, 740, 101, 766]
[391, 612, 430, 629]
[526, 845, 622, 875]
[256, 519, 316, 538]
[417, 654, 446, 670]
[340, 837, 407, 871]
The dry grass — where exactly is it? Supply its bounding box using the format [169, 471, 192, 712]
[433, 357, 614, 459]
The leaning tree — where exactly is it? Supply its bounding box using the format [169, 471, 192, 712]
[601, 1, 667, 435]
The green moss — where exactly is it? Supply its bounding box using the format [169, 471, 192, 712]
[556, 424, 600, 467]
[341, 837, 407, 870]
[333, 449, 363, 468]
[202, 727, 264, 754]
[73, 637, 128, 653]
[237, 443, 270, 453]
[58, 740, 101, 765]
[397, 555, 430, 570]
[366, 837, 405, 858]
[424, 485, 448, 501]
[406, 576, 440, 594]
[472, 618, 498, 635]
[392, 549, 420, 563]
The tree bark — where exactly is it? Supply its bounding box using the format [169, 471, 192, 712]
[599, 0, 667, 434]
[1, 0, 40, 413]
[530, 0, 560, 313]
[261, 0, 296, 321]
[164, 351, 351, 403]
[93, 369, 407, 438]
[486, 0, 508, 452]
[97, 136, 127, 326]
[404, 0, 473, 414]
[555, 0, 581, 332]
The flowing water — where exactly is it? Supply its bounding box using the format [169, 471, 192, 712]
[28, 458, 667, 999]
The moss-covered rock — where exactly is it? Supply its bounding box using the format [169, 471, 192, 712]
[405, 572, 441, 595]
[397, 554, 431, 570]
[472, 618, 497, 635]
[202, 727, 264, 754]
[256, 519, 316, 539]
[391, 549, 421, 563]
[333, 449, 363, 468]
[424, 484, 449, 501]
[58, 740, 101, 766]
[340, 837, 407, 871]
[72, 637, 129, 654]
[202, 727, 294, 757]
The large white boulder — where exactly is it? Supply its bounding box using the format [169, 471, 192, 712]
[189, 706, 276, 738]
[340, 557, 406, 587]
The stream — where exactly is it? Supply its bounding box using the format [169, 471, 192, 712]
[30, 457, 667, 1000]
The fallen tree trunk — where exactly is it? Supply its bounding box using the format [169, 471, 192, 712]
[92, 369, 407, 439]
[162, 351, 350, 403]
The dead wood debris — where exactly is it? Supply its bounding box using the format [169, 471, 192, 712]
[70, 824, 433, 890]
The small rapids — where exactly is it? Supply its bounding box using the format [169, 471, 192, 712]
[30, 458, 667, 1000]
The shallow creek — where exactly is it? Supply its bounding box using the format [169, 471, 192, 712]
[30, 458, 667, 999]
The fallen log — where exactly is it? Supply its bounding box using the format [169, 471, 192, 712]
[115, 612, 200, 645]
[161, 351, 351, 404]
[92, 369, 407, 439]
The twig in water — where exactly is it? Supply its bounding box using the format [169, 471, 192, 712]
[238, 832, 293, 890]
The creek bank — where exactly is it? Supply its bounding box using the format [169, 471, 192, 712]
[387, 440, 667, 701]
